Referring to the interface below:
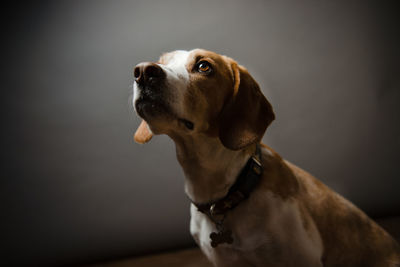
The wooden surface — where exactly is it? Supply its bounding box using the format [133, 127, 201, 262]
[88, 248, 212, 267]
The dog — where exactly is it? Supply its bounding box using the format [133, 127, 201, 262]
[132, 49, 400, 266]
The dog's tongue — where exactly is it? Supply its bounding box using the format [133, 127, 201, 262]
[134, 120, 153, 144]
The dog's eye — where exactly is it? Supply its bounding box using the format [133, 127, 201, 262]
[197, 61, 211, 73]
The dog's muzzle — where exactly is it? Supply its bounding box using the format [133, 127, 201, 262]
[134, 62, 169, 119]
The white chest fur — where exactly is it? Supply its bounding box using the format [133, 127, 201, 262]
[189, 191, 324, 267]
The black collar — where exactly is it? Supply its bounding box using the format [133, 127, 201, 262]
[192, 144, 263, 247]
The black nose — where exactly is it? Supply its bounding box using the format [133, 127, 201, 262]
[134, 62, 165, 85]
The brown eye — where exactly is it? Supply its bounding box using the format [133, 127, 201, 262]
[197, 61, 211, 73]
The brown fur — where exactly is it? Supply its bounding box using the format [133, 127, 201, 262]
[291, 163, 400, 266]
[260, 146, 400, 266]
[218, 60, 275, 150]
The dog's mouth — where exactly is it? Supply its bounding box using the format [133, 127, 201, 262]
[178, 118, 194, 130]
[134, 82, 171, 119]
[135, 95, 169, 119]
[135, 83, 195, 131]
[136, 98, 194, 131]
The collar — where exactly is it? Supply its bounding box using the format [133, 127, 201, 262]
[193, 143, 263, 222]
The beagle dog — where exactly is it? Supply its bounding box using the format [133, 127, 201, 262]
[132, 49, 400, 267]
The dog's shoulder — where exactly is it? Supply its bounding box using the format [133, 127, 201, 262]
[281, 152, 400, 266]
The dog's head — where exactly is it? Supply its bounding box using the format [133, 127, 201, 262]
[133, 49, 275, 150]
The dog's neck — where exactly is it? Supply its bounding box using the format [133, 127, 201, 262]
[170, 133, 254, 204]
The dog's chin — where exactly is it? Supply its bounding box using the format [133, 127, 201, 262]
[134, 93, 195, 133]
[135, 98, 174, 124]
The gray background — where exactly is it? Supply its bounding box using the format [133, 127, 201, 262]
[2, 0, 399, 265]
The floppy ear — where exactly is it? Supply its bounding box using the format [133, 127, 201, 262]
[218, 63, 275, 150]
[134, 120, 153, 144]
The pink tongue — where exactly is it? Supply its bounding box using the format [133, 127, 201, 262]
[134, 120, 153, 144]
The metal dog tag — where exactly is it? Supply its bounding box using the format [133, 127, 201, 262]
[210, 228, 233, 248]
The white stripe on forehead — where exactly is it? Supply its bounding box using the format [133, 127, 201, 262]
[157, 50, 191, 117]
[160, 50, 190, 81]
